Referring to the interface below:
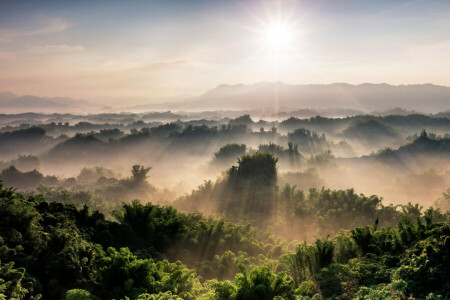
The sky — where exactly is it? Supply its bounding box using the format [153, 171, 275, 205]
[0, 0, 449, 105]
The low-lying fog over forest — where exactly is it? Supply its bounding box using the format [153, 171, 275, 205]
[1, 107, 449, 209]
[1, 103, 449, 299]
[1, 0, 450, 299]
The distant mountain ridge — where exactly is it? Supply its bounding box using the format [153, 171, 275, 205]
[141, 82, 450, 113]
[0, 92, 98, 113]
[2, 82, 450, 113]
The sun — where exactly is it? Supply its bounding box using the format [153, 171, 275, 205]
[261, 21, 295, 54]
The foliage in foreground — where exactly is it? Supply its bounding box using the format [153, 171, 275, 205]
[0, 182, 449, 299]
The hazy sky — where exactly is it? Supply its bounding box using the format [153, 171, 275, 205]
[1, 0, 449, 104]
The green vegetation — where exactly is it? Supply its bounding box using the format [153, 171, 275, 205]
[342, 119, 399, 144]
[287, 128, 328, 154]
[257, 142, 302, 169]
[213, 144, 247, 164]
[0, 113, 449, 299]
[1, 180, 448, 299]
[0, 164, 171, 215]
[434, 189, 450, 212]
[177, 153, 449, 239]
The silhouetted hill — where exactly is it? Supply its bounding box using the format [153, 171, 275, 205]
[393, 134, 450, 156]
[366, 132, 450, 168]
[371, 107, 419, 116]
[435, 110, 450, 118]
[47, 134, 105, 161]
[342, 119, 399, 142]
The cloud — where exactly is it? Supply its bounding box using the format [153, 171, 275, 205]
[0, 17, 69, 43]
[28, 44, 84, 53]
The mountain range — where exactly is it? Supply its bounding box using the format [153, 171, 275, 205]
[0, 92, 99, 113]
[2, 82, 450, 113]
[141, 82, 450, 113]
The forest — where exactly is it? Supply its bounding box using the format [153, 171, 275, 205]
[3, 0, 450, 298]
[0, 110, 449, 299]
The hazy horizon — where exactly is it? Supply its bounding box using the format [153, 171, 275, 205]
[2, 80, 450, 105]
[1, 0, 450, 106]
[1, 81, 449, 115]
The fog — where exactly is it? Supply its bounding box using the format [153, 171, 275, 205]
[2, 0, 450, 296]
[1, 109, 448, 241]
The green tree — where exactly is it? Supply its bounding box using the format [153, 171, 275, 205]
[131, 165, 152, 184]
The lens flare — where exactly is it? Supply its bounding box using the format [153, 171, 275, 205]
[263, 22, 294, 52]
